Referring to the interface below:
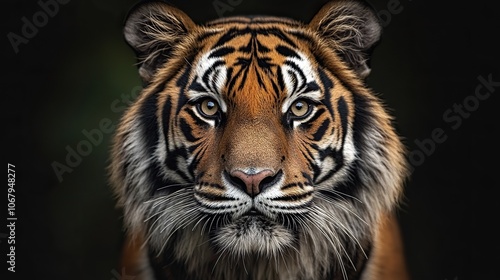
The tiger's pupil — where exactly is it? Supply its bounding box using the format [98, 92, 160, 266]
[291, 100, 309, 117]
[200, 99, 219, 116]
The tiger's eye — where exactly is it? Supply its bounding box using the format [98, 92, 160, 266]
[199, 98, 219, 117]
[290, 100, 310, 117]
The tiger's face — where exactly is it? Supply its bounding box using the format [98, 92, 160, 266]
[181, 25, 358, 254]
[110, 1, 408, 279]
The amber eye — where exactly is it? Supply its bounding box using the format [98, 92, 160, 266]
[198, 98, 220, 117]
[290, 99, 311, 118]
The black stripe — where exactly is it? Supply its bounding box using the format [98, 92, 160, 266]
[225, 67, 234, 88]
[304, 81, 320, 93]
[269, 78, 281, 99]
[301, 172, 313, 184]
[189, 80, 207, 92]
[165, 62, 196, 182]
[312, 118, 330, 142]
[210, 68, 222, 94]
[327, 93, 372, 199]
[271, 192, 313, 202]
[124, 78, 177, 196]
[195, 192, 237, 202]
[287, 69, 299, 93]
[255, 68, 266, 88]
[338, 96, 349, 143]
[327, 169, 361, 205]
[351, 93, 371, 152]
[298, 107, 323, 131]
[138, 88, 169, 196]
[284, 60, 307, 83]
[276, 66, 285, 91]
[265, 28, 298, 49]
[140, 90, 160, 153]
[299, 143, 319, 181]
[315, 147, 344, 185]
[208, 46, 236, 58]
[286, 29, 317, 47]
[176, 64, 193, 115]
[214, 27, 247, 46]
[256, 39, 271, 53]
[276, 45, 300, 58]
[281, 182, 308, 190]
[281, 183, 297, 190]
[202, 60, 225, 87]
[165, 147, 191, 182]
[162, 95, 172, 151]
[189, 143, 204, 176]
[311, 163, 322, 183]
[238, 64, 251, 91]
[179, 117, 198, 142]
[317, 67, 334, 115]
[284, 60, 309, 93]
[257, 56, 275, 69]
[198, 181, 225, 190]
[195, 30, 220, 42]
[213, 27, 301, 50]
[313, 98, 349, 185]
[238, 38, 252, 53]
[227, 63, 246, 96]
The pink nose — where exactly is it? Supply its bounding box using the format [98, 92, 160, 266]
[229, 169, 275, 197]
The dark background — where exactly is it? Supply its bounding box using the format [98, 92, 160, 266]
[3, 0, 499, 279]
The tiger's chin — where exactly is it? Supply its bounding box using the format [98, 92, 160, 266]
[213, 215, 296, 256]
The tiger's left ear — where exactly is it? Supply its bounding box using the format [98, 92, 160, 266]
[124, 2, 196, 83]
[309, 0, 382, 78]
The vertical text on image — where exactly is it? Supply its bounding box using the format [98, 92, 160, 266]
[7, 163, 17, 273]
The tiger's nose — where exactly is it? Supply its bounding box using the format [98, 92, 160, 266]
[228, 169, 280, 197]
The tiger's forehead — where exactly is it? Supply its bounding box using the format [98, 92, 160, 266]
[188, 18, 322, 112]
[198, 17, 312, 62]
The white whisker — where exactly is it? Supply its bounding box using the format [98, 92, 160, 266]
[316, 193, 369, 226]
[318, 187, 363, 204]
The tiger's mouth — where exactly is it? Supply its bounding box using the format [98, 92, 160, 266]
[242, 208, 260, 216]
[235, 207, 280, 227]
[210, 206, 282, 232]
[235, 213, 273, 226]
[206, 194, 307, 256]
[212, 213, 296, 255]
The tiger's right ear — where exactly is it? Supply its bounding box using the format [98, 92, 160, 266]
[124, 1, 196, 83]
[309, 0, 382, 78]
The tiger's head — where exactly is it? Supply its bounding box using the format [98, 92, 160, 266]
[109, 1, 408, 279]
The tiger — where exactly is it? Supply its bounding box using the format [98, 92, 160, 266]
[108, 0, 410, 279]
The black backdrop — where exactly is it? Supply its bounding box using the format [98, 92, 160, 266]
[3, 0, 499, 279]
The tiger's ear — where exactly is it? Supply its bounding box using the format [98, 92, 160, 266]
[124, 1, 196, 83]
[309, 0, 381, 78]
